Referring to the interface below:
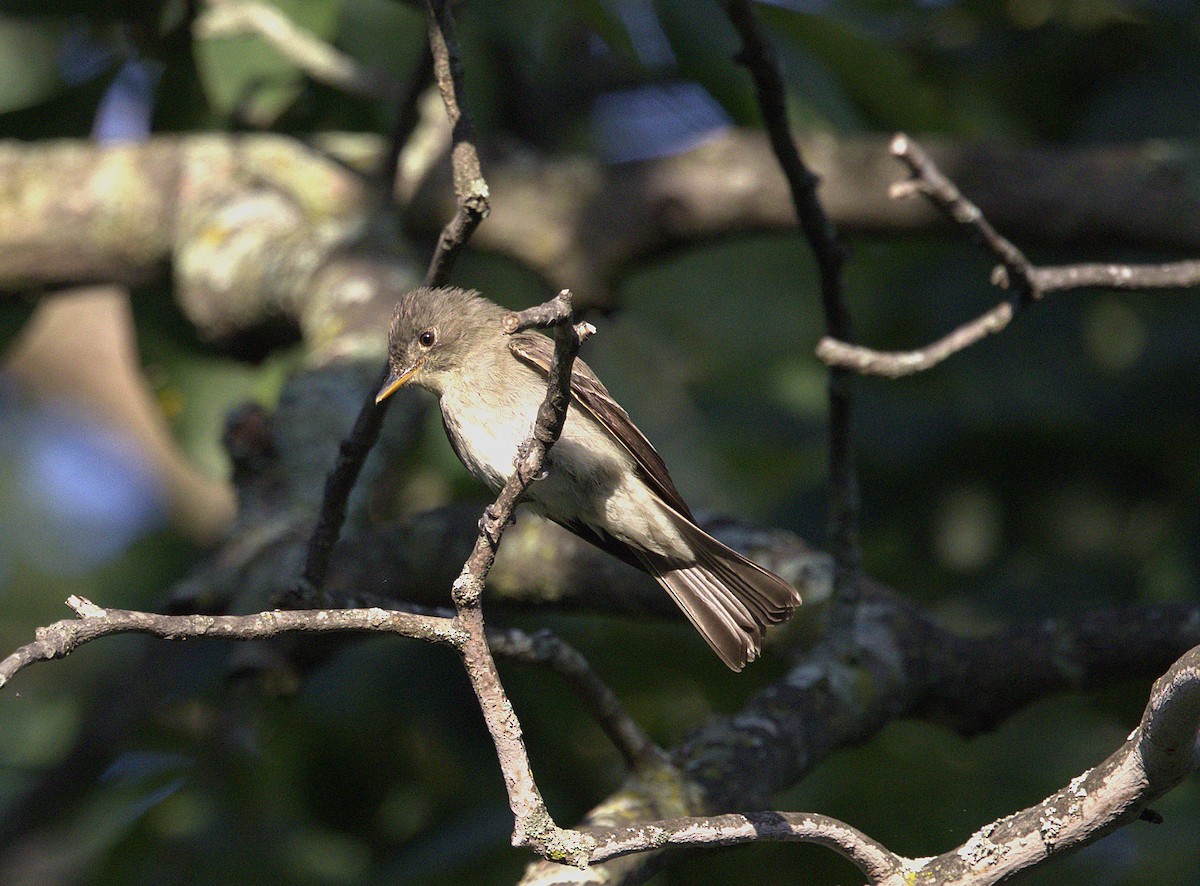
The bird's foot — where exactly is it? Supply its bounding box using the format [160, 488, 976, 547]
[515, 439, 549, 481]
[479, 504, 513, 544]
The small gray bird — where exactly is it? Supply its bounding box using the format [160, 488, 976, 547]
[377, 287, 801, 670]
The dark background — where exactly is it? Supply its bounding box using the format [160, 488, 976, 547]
[0, 1, 1197, 883]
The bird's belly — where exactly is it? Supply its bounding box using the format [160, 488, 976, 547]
[440, 388, 691, 560]
[442, 393, 617, 498]
[441, 397, 536, 492]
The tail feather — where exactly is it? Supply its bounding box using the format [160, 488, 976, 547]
[682, 520, 802, 624]
[643, 524, 802, 672]
[695, 538, 797, 623]
[654, 563, 758, 671]
[558, 512, 802, 671]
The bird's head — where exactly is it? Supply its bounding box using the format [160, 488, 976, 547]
[377, 286, 505, 401]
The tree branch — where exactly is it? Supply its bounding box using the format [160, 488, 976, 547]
[8, 133, 1200, 322]
[486, 627, 666, 772]
[300, 0, 491, 600]
[446, 290, 597, 866]
[586, 811, 901, 878]
[817, 134, 1200, 377]
[0, 290, 602, 869]
[523, 586, 1200, 883]
[895, 640, 1200, 884]
[277, 593, 664, 774]
[1028, 259, 1200, 291]
[0, 595, 463, 690]
[422, 0, 489, 290]
[723, 0, 861, 586]
[577, 638, 1200, 884]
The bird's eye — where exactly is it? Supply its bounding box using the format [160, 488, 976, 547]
[418, 329, 436, 348]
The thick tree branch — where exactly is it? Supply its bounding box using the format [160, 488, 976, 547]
[6, 133, 1200, 323]
[817, 134, 1200, 377]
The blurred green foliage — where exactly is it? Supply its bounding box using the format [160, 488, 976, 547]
[195, 0, 345, 123]
[1, 0, 1198, 884]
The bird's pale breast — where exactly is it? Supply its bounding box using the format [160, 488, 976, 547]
[439, 362, 692, 560]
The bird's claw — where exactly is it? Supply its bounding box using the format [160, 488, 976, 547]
[479, 504, 513, 544]
[514, 439, 549, 481]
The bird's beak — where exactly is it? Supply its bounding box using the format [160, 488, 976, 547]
[376, 362, 419, 404]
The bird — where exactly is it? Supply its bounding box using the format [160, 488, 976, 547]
[376, 286, 801, 670]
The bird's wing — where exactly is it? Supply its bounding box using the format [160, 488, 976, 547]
[509, 332, 694, 519]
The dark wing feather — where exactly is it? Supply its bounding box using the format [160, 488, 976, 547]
[510, 332, 803, 672]
[509, 333, 694, 519]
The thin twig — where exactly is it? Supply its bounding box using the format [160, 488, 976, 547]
[197, 0, 402, 101]
[300, 365, 393, 601]
[0, 596, 464, 690]
[299, 0, 489, 598]
[1029, 260, 1200, 291]
[448, 290, 597, 867]
[723, 0, 861, 586]
[487, 628, 666, 771]
[889, 133, 1034, 291]
[816, 302, 1015, 379]
[295, 591, 662, 772]
[501, 290, 574, 333]
[423, 0, 489, 288]
[818, 134, 1200, 378]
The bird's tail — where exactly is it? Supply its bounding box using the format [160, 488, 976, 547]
[642, 524, 802, 672]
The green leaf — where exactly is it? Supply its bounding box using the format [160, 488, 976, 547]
[0, 16, 74, 113]
[564, 0, 638, 62]
[758, 4, 955, 132]
[194, 0, 343, 125]
[655, 0, 758, 126]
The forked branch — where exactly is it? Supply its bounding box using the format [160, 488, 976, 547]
[445, 290, 599, 867]
[817, 134, 1200, 378]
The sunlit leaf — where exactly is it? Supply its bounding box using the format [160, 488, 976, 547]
[194, 0, 343, 125]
